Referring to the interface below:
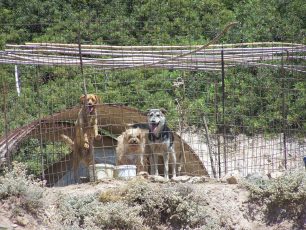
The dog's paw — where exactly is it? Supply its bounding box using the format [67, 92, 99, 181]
[94, 134, 102, 141]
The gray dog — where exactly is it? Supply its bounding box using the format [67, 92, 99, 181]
[147, 108, 176, 179]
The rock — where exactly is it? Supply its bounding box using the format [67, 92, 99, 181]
[171, 175, 191, 183]
[0, 224, 9, 230]
[16, 216, 29, 227]
[148, 175, 168, 183]
[137, 171, 149, 179]
[267, 171, 284, 179]
[221, 170, 242, 184]
[246, 172, 269, 181]
[226, 176, 238, 184]
[189, 176, 207, 183]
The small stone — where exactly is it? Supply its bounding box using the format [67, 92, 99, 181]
[246, 172, 269, 181]
[267, 171, 284, 179]
[171, 175, 191, 183]
[226, 176, 238, 184]
[148, 175, 168, 183]
[0, 224, 9, 230]
[137, 171, 149, 179]
[16, 216, 29, 227]
[221, 170, 241, 184]
[189, 176, 207, 183]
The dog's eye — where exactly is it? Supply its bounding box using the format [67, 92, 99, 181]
[156, 114, 160, 117]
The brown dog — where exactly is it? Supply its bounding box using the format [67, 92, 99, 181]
[61, 93, 101, 181]
[116, 127, 147, 172]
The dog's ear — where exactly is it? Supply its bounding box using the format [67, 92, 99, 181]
[94, 94, 100, 104]
[140, 130, 145, 140]
[147, 109, 156, 117]
[160, 108, 167, 115]
[80, 94, 86, 104]
[123, 131, 128, 142]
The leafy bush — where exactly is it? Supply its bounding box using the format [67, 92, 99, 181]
[56, 193, 147, 230]
[123, 179, 220, 229]
[243, 170, 306, 228]
[0, 162, 45, 215]
[55, 179, 227, 229]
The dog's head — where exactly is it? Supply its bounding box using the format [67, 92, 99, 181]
[80, 94, 100, 114]
[124, 128, 145, 151]
[147, 108, 166, 134]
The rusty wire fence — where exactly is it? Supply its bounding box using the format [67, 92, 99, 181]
[0, 22, 305, 186]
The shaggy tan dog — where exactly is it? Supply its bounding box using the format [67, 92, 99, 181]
[116, 127, 148, 172]
[61, 93, 101, 181]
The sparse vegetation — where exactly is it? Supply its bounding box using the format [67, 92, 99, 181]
[123, 179, 220, 229]
[1, 163, 306, 229]
[56, 179, 222, 229]
[243, 170, 306, 229]
[0, 162, 45, 215]
[57, 195, 146, 230]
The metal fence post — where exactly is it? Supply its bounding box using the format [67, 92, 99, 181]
[221, 49, 227, 174]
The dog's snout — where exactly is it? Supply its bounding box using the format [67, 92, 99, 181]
[131, 139, 138, 144]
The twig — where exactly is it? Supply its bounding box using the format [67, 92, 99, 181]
[201, 115, 217, 178]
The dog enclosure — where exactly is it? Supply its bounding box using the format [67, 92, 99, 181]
[0, 20, 305, 186]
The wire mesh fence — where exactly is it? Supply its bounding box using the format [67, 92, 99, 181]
[0, 21, 305, 186]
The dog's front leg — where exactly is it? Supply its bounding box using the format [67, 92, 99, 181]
[163, 152, 169, 180]
[147, 146, 155, 175]
[152, 153, 159, 176]
[60, 134, 74, 148]
[139, 154, 144, 172]
[148, 154, 154, 175]
[83, 132, 90, 149]
[170, 147, 177, 178]
[93, 120, 101, 141]
[135, 155, 145, 173]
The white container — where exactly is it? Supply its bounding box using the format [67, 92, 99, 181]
[89, 164, 115, 181]
[115, 165, 137, 179]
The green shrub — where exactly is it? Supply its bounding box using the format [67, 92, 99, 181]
[55, 179, 226, 229]
[124, 179, 220, 229]
[56, 194, 147, 230]
[99, 188, 123, 203]
[87, 202, 146, 230]
[0, 162, 45, 215]
[243, 170, 306, 228]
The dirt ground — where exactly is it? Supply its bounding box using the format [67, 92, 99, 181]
[0, 176, 297, 230]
